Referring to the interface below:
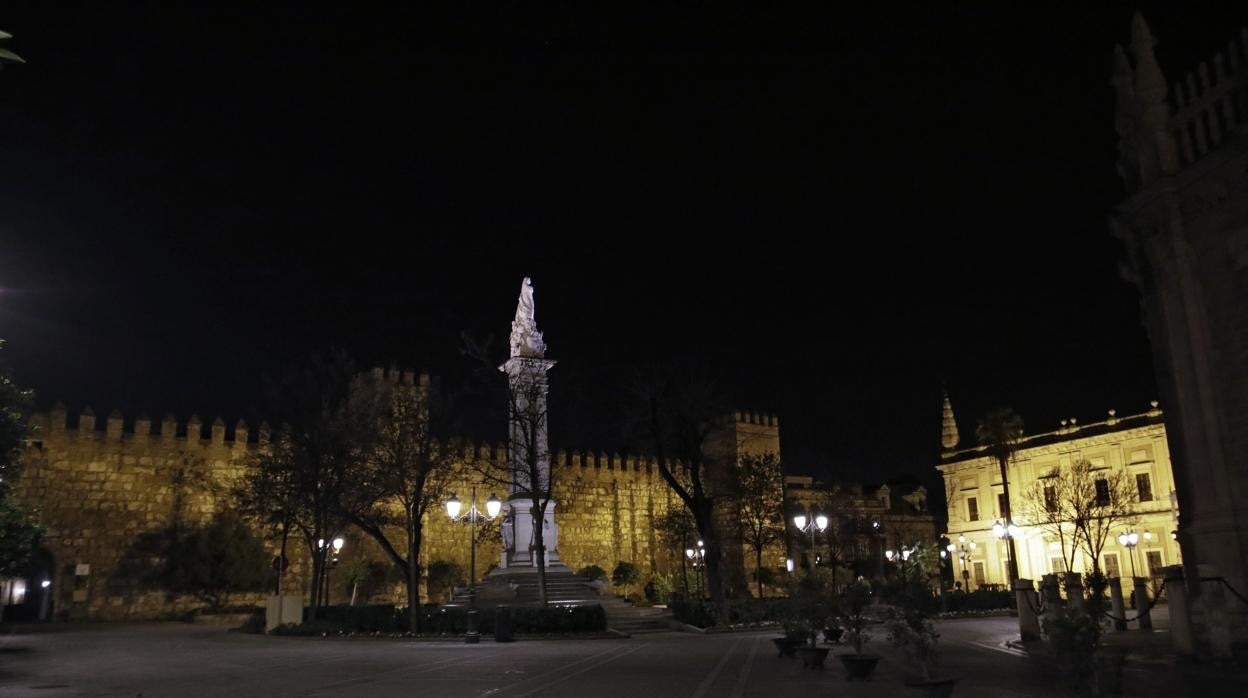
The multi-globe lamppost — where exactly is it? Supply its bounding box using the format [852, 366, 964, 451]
[315, 536, 344, 608]
[992, 519, 1021, 583]
[685, 540, 705, 599]
[446, 487, 501, 643]
[947, 534, 977, 590]
[792, 510, 828, 571]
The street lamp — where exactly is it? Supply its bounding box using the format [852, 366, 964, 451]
[316, 536, 346, 608]
[1117, 530, 1140, 578]
[793, 510, 828, 571]
[446, 487, 501, 643]
[950, 534, 977, 590]
[993, 520, 1021, 582]
[685, 540, 706, 599]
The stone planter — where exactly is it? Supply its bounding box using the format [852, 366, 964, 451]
[838, 653, 880, 680]
[822, 626, 844, 644]
[772, 637, 800, 658]
[794, 645, 830, 669]
[904, 677, 957, 698]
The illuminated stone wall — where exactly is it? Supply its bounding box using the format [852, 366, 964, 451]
[15, 405, 784, 619]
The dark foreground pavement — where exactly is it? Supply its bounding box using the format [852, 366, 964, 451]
[2, 618, 1246, 697]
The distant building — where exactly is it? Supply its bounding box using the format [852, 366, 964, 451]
[938, 395, 1180, 589]
[784, 474, 936, 579]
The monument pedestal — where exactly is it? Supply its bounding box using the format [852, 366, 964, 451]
[498, 497, 561, 570]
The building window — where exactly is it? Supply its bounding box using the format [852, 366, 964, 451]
[967, 497, 979, 521]
[1095, 478, 1110, 506]
[1136, 473, 1153, 502]
[1044, 485, 1058, 513]
[973, 561, 986, 587]
[997, 492, 1008, 517]
[1050, 557, 1066, 574]
[1104, 552, 1121, 579]
[1146, 550, 1164, 578]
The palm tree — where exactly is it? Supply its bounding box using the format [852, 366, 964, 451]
[976, 408, 1023, 583]
[0, 31, 24, 68]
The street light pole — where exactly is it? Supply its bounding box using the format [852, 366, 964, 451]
[993, 520, 1021, 584]
[792, 511, 828, 572]
[1118, 530, 1140, 578]
[447, 488, 501, 644]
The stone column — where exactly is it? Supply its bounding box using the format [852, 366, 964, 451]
[1108, 577, 1127, 631]
[1164, 565, 1194, 655]
[1014, 578, 1040, 642]
[1065, 572, 1085, 613]
[1133, 577, 1153, 631]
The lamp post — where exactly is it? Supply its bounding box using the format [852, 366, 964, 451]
[1117, 530, 1140, 579]
[993, 520, 1021, 584]
[793, 511, 828, 571]
[885, 545, 914, 582]
[685, 540, 706, 599]
[447, 487, 501, 643]
[949, 534, 977, 590]
[316, 536, 345, 609]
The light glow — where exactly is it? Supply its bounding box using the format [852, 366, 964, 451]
[814, 514, 829, 532]
[446, 494, 462, 519]
[793, 514, 807, 531]
[485, 494, 502, 519]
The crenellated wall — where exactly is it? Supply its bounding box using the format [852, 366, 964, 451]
[15, 400, 783, 619]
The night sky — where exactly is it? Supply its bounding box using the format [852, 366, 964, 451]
[3, 3, 1248, 502]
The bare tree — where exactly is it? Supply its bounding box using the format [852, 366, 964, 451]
[344, 372, 459, 633]
[975, 409, 1024, 582]
[654, 504, 699, 596]
[734, 452, 785, 598]
[234, 351, 375, 621]
[632, 363, 734, 623]
[1067, 458, 1139, 574]
[1022, 465, 1081, 574]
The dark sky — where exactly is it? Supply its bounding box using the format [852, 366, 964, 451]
[3, 3, 1247, 496]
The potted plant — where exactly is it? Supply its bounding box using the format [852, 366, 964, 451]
[783, 569, 833, 664]
[887, 546, 956, 697]
[837, 579, 880, 680]
[773, 617, 808, 658]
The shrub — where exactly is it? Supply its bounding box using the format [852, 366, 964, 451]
[942, 588, 1013, 613]
[423, 604, 607, 635]
[644, 573, 674, 604]
[161, 512, 271, 611]
[612, 561, 642, 595]
[426, 560, 465, 603]
[317, 603, 403, 632]
[577, 565, 608, 580]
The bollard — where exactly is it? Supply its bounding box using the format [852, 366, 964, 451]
[1065, 572, 1085, 613]
[1163, 566, 1193, 655]
[1108, 577, 1127, 631]
[1133, 577, 1152, 631]
[1014, 578, 1041, 642]
[1039, 573, 1063, 629]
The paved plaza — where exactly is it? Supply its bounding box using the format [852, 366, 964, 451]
[1, 617, 1246, 697]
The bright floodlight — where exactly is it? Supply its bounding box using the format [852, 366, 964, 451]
[885, 550, 895, 561]
[446, 494, 462, 519]
[902, 548, 912, 561]
[1007, 524, 1021, 538]
[1143, 531, 1152, 541]
[947, 543, 957, 552]
[958, 534, 966, 543]
[814, 514, 829, 532]
[793, 514, 807, 531]
[332, 537, 344, 553]
[992, 521, 1005, 539]
[41, 580, 51, 588]
[686, 548, 695, 559]
[486, 494, 502, 519]
[786, 558, 794, 573]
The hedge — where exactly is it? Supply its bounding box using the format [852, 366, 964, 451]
[423, 603, 606, 635]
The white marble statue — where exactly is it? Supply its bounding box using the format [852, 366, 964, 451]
[509, 277, 546, 358]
